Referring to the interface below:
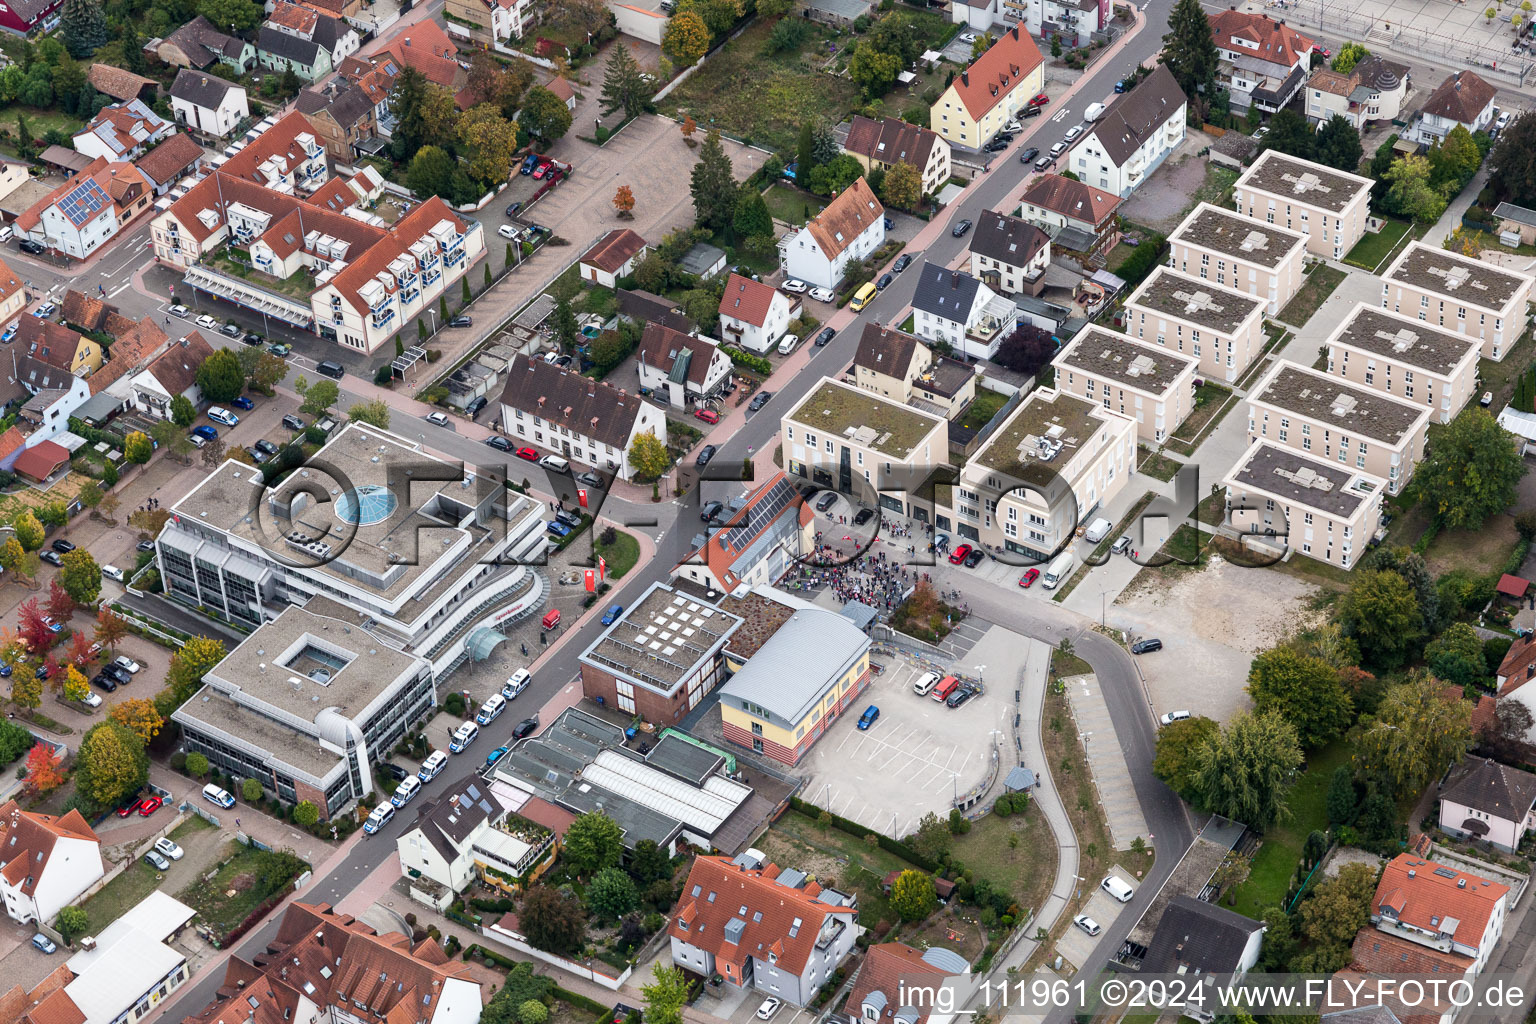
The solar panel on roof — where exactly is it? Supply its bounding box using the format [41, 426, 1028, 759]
[59, 179, 109, 227]
[721, 478, 793, 549]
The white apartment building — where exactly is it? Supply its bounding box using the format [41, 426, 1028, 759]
[169, 68, 251, 138]
[1070, 64, 1186, 197]
[1321, 303, 1481, 424]
[1234, 150, 1374, 261]
[718, 273, 793, 355]
[1246, 360, 1432, 495]
[1123, 265, 1267, 382]
[1380, 240, 1533, 361]
[967, 209, 1050, 296]
[1223, 438, 1385, 570]
[500, 354, 670, 480]
[1166, 202, 1307, 317]
[780, 178, 885, 290]
[1055, 325, 1199, 443]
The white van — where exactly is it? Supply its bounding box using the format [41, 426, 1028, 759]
[502, 669, 531, 699]
[418, 750, 448, 781]
[1042, 550, 1075, 589]
[777, 334, 800, 355]
[539, 454, 570, 473]
[391, 776, 422, 807]
[912, 671, 939, 696]
[207, 406, 239, 426]
[1084, 102, 1107, 122]
[476, 693, 507, 725]
[1083, 517, 1113, 543]
[449, 721, 479, 752]
[1101, 875, 1135, 903]
[0, 226, 14, 242]
[202, 783, 235, 808]
[101, 564, 124, 581]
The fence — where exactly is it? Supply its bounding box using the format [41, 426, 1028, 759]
[481, 917, 635, 988]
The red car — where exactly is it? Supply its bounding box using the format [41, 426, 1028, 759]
[948, 543, 972, 565]
[694, 408, 720, 424]
[136, 796, 163, 816]
[515, 447, 540, 461]
[1028, 92, 1050, 107]
[532, 160, 554, 179]
[1019, 568, 1040, 587]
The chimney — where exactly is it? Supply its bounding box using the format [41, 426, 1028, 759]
[1457, 878, 1467, 888]
[961, 71, 968, 87]
[950, 271, 959, 287]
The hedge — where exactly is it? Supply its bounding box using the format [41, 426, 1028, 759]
[721, 346, 772, 375]
[787, 796, 940, 872]
[553, 987, 612, 1016]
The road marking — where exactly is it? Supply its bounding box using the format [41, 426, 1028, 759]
[107, 281, 132, 298]
[1052, 109, 1068, 122]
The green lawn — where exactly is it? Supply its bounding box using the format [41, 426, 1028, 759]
[1137, 445, 1181, 482]
[955, 390, 1008, 431]
[595, 527, 640, 580]
[949, 810, 1055, 913]
[177, 844, 309, 941]
[1226, 741, 1351, 918]
[77, 859, 166, 938]
[762, 182, 826, 228]
[1277, 265, 1347, 328]
[757, 810, 925, 928]
[1344, 218, 1410, 272]
[664, 18, 862, 151]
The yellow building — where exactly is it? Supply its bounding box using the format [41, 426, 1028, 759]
[718, 609, 871, 765]
[930, 25, 1045, 150]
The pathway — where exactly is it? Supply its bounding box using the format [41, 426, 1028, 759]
[1060, 672, 1151, 849]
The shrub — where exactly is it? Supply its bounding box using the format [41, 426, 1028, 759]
[185, 752, 210, 777]
[444, 692, 466, 716]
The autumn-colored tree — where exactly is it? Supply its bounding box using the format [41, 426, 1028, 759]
[109, 698, 164, 745]
[168, 635, 228, 703]
[662, 8, 710, 65]
[0, 537, 23, 573]
[94, 608, 127, 651]
[681, 114, 697, 143]
[613, 184, 635, 217]
[128, 507, 171, 536]
[74, 720, 148, 809]
[42, 656, 62, 692]
[46, 579, 75, 623]
[9, 663, 39, 710]
[64, 631, 96, 672]
[62, 665, 88, 703]
[22, 743, 66, 795]
[123, 431, 153, 464]
[12, 511, 43, 551]
[17, 599, 52, 654]
[59, 548, 100, 605]
[97, 493, 120, 524]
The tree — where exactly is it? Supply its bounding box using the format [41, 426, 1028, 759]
[61, 0, 107, 57]
[690, 131, 737, 230]
[164, 393, 196, 429]
[1339, 568, 1423, 671]
[1160, 0, 1218, 100]
[18, 599, 53, 653]
[1384, 154, 1447, 222]
[12, 511, 43, 551]
[249, 352, 290, 392]
[62, 665, 89, 702]
[891, 869, 938, 920]
[13, 112, 32, 159]
[299, 378, 340, 417]
[1326, 763, 1359, 825]
[459, 104, 520, 185]
[46, 579, 75, 623]
[613, 184, 635, 217]
[680, 114, 697, 143]
[1352, 673, 1473, 797]
[58, 548, 101, 605]
[167, 635, 227, 703]
[1299, 862, 1379, 948]
[554, 294, 579, 350]
[1489, 110, 1536, 205]
[600, 43, 648, 121]
[629, 838, 672, 883]
[1153, 714, 1219, 799]
[1430, 124, 1483, 192]
[1261, 108, 1315, 160]
[1488, 5, 1498, 19]
[586, 866, 640, 920]
[184, 752, 209, 776]
[1190, 710, 1304, 828]
[796, 120, 816, 182]
[108, 697, 163, 745]
[628, 431, 669, 479]
[406, 145, 457, 199]
[1330, 41, 1369, 72]
[880, 160, 924, 212]
[1314, 115, 1364, 172]
[521, 1003, 550, 1024]
[124, 431, 153, 464]
[1415, 408, 1525, 530]
[0, 537, 24, 574]
[1246, 646, 1354, 747]
[805, 154, 863, 197]
[911, 810, 951, 860]
[56, 903, 87, 941]
[390, 68, 432, 158]
[74, 720, 148, 809]
[641, 964, 692, 1024]
[242, 777, 263, 802]
[849, 41, 901, 97]
[64, 631, 95, 672]
[521, 85, 573, 144]
[9, 662, 39, 710]
[993, 323, 1057, 376]
[562, 810, 624, 876]
[662, 9, 711, 65]
[520, 885, 585, 954]
[1426, 623, 1488, 688]
[293, 800, 319, 826]
[733, 189, 772, 239]
[347, 400, 390, 429]
[197, 0, 262, 31]
[1487, 701, 1536, 762]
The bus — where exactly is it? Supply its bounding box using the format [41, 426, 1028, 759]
[849, 282, 877, 311]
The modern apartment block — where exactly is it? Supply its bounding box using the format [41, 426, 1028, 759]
[942, 388, 1136, 558]
[1222, 438, 1385, 569]
[1245, 361, 1431, 495]
[1123, 266, 1268, 382]
[781, 377, 949, 520]
[1233, 150, 1373, 260]
[1321, 303, 1481, 424]
[172, 605, 437, 818]
[1055, 326, 1199, 443]
[1166, 202, 1307, 316]
[156, 422, 547, 672]
[1380, 240, 1534, 361]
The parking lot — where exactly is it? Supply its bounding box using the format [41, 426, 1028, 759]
[1054, 870, 1139, 969]
[794, 652, 1008, 838]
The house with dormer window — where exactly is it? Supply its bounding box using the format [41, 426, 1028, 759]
[0, 800, 103, 926]
[843, 942, 968, 1024]
[780, 178, 885, 290]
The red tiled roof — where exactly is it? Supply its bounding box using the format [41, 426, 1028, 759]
[15, 317, 86, 371]
[60, 288, 115, 332]
[303, 175, 363, 213]
[180, 960, 309, 1024]
[12, 441, 72, 482]
[1499, 635, 1536, 693]
[1497, 573, 1529, 598]
[804, 177, 883, 262]
[1022, 174, 1121, 227]
[1374, 854, 1508, 952]
[87, 63, 157, 102]
[23, 987, 87, 1024]
[1329, 966, 1451, 1024]
[844, 943, 956, 1024]
[581, 228, 648, 274]
[268, 1, 319, 32]
[322, 195, 463, 318]
[0, 427, 25, 462]
[680, 471, 807, 589]
[1209, 9, 1313, 68]
[135, 132, 206, 188]
[143, 331, 215, 399]
[15, 157, 109, 232]
[669, 855, 857, 977]
[514, 795, 577, 836]
[0, 255, 24, 312]
[220, 110, 322, 183]
[948, 24, 1045, 121]
[546, 76, 575, 102]
[1441, 686, 1498, 737]
[843, 116, 941, 172]
[0, 800, 99, 899]
[718, 273, 783, 328]
[1419, 71, 1497, 126]
[88, 315, 168, 395]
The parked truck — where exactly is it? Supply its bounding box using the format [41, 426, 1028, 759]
[1042, 550, 1075, 589]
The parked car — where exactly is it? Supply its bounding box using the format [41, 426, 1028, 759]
[1019, 147, 1039, 163]
[220, 322, 242, 339]
[748, 391, 772, 411]
[114, 656, 142, 675]
[983, 137, 1010, 153]
[192, 425, 218, 441]
[892, 253, 913, 273]
[576, 470, 603, 487]
[136, 540, 156, 552]
[781, 278, 808, 294]
[852, 508, 874, 526]
[532, 160, 554, 179]
[512, 715, 539, 739]
[33, 302, 56, 318]
[815, 491, 838, 512]
[520, 154, 540, 175]
[964, 548, 985, 568]
[756, 999, 782, 1021]
[1159, 709, 1191, 726]
[505, 201, 523, 217]
[1034, 156, 1054, 172]
[555, 507, 582, 527]
[80, 691, 102, 708]
[856, 705, 880, 730]
[814, 327, 836, 346]
[31, 933, 57, 953]
[231, 396, 255, 410]
[701, 500, 724, 522]
[207, 407, 239, 426]
[253, 438, 279, 456]
[951, 219, 973, 237]
[946, 685, 977, 708]
[808, 287, 835, 303]
[39, 550, 61, 566]
[1029, 92, 1049, 106]
[51, 539, 75, 554]
[515, 446, 540, 461]
[449, 315, 473, 327]
[600, 603, 624, 625]
[694, 408, 720, 424]
[144, 849, 171, 871]
[481, 435, 512, 452]
[486, 746, 510, 766]
[1019, 567, 1040, 587]
[1049, 141, 1067, 156]
[1073, 914, 1102, 936]
[19, 239, 46, 255]
[1130, 638, 1163, 654]
[195, 314, 218, 330]
[948, 543, 972, 565]
[1064, 125, 1084, 142]
[876, 273, 893, 290]
[545, 520, 572, 538]
[268, 342, 292, 357]
[695, 444, 717, 467]
[362, 803, 395, 835]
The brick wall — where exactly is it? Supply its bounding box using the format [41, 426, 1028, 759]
[579, 664, 691, 724]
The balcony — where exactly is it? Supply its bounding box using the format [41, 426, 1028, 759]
[371, 307, 396, 330]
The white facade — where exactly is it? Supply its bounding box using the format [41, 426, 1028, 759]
[171, 83, 250, 137]
[780, 180, 887, 290]
[1055, 326, 1199, 443]
[1166, 203, 1308, 317]
[1233, 150, 1374, 261]
[501, 392, 669, 482]
[1071, 91, 1186, 197]
[0, 831, 102, 926]
[1222, 438, 1385, 570]
[718, 281, 793, 355]
[1380, 240, 1534, 362]
[1322, 303, 1480, 425]
[17, 374, 91, 446]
